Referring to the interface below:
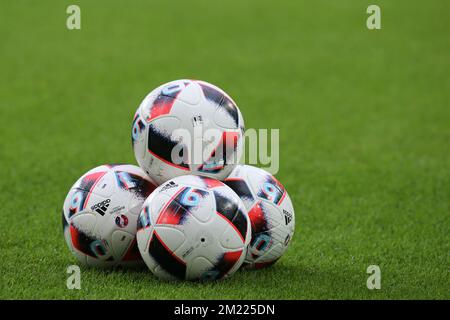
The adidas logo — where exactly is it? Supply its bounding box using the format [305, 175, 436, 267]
[283, 209, 292, 225]
[91, 199, 111, 216]
[161, 181, 178, 192]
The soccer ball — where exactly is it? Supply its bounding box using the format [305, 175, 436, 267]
[132, 79, 245, 185]
[224, 165, 295, 269]
[136, 175, 251, 281]
[62, 164, 157, 267]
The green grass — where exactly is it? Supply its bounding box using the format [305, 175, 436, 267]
[0, 0, 449, 299]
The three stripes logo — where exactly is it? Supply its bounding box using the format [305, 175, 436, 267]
[161, 181, 178, 192]
[91, 199, 111, 216]
[283, 209, 292, 225]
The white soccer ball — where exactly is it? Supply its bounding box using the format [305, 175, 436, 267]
[62, 164, 157, 267]
[132, 79, 245, 185]
[136, 175, 251, 281]
[224, 165, 295, 269]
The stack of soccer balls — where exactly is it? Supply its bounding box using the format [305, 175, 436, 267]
[62, 80, 295, 281]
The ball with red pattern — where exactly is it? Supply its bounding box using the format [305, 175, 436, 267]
[132, 79, 245, 185]
[224, 165, 295, 269]
[62, 164, 157, 267]
[136, 175, 250, 281]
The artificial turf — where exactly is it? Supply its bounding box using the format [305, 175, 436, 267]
[0, 0, 448, 299]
